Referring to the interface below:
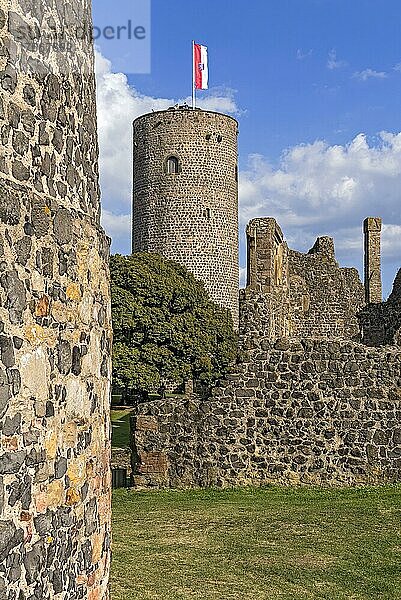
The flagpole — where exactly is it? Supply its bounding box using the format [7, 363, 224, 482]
[192, 40, 196, 109]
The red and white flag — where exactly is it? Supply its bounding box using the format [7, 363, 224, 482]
[194, 43, 208, 90]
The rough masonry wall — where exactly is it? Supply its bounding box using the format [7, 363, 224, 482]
[132, 218, 401, 490]
[132, 338, 401, 489]
[245, 218, 365, 341]
[288, 243, 365, 340]
[132, 108, 239, 328]
[0, 2, 111, 599]
[359, 269, 401, 347]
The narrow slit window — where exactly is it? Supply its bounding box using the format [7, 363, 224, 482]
[166, 156, 179, 174]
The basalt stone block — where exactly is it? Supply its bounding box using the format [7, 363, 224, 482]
[0, 335, 15, 367]
[6, 474, 30, 508]
[0, 70, 17, 93]
[0, 181, 21, 225]
[7, 551, 21, 582]
[26, 448, 46, 467]
[2, 413, 21, 436]
[0, 367, 11, 417]
[0, 521, 23, 561]
[24, 540, 46, 586]
[12, 161, 30, 181]
[14, 236, 32, 266]
[274, 338, 290, 351]
[7, 369, 21, 396]
[12, 130, 29, 156]
[0, 270, 27, 324]
[0, 450, 25, 475]
[23, 84, 36, 106]
[84, 498, 98, 536]
[31, 197, 51, 237]
[34, 512, 54, 537]
[53, 208, 73, 245]
[56, 340, 72, 375]
[54, 457, 67, 479]
[71, 346, 82, 376]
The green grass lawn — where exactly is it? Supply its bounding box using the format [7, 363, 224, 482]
[111, 485, 401, 600]
[111, 409, 133, 448]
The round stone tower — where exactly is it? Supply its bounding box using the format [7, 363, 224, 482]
[132, 107, 239, 328]
[0, 1, 111, 597]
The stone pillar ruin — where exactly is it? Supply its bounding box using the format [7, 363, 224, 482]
[246, 218, 287, 293]
[0, 1, 111, 598]
[364, 217, 382, 304]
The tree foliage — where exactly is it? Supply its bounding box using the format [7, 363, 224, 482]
[111, 253, 237, 399]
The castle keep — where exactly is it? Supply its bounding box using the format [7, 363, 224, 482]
[132, 107, 240, 328]
[0, 1, 111, 597]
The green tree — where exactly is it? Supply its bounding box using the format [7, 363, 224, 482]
[111, 253, 237, 402]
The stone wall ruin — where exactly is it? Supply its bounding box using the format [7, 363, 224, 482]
[132, 218, 401, 489]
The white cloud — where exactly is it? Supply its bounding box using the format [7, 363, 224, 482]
[95, 50, 241, 252]
[327, 49, 347, 70]
[238, 132, 401, 270]
[394, 62, 401, 72]
[382, 224, 401, 259]
[353, 68, 387, 81]
[239, 267, 247, 288]
[297, 49, 313, 61]
[100, 210, 131, 253]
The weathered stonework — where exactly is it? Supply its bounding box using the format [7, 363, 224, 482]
[132, 107, 239, 328]
[244, 218, 365, 341]
[132, 338, 401, 488]
[359, 269, 401, 346]
[0, 1, 111, 598]
[131, 218, 401, 489]
[364, 217, 382, 304]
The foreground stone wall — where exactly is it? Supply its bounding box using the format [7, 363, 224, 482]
[0, 2, 111, 598]
[132, 338, 401, 488]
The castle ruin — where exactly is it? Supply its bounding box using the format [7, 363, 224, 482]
[0, 1, 111, 597]
[130, 109, 401, 488]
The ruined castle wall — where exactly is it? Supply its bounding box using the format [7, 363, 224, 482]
[132, 109, 239, 328]
[359, 269, 401, 347]
[0, 2, 111, 598]
[132, 219, 400, 490]
[245, 218, 365, 341]
[287, 246, 365, 340]
[132, 339, 401, 488]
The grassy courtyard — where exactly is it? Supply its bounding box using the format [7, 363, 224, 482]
[111, 409, 133, 448]
[111, 485, 401, 600]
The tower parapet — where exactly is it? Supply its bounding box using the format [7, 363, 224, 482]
[132, 107, 239, 328]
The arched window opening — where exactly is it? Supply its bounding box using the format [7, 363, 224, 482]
[166, 156, 179, 174]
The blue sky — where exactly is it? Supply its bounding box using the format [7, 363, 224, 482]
[93, 0, 401, 297]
